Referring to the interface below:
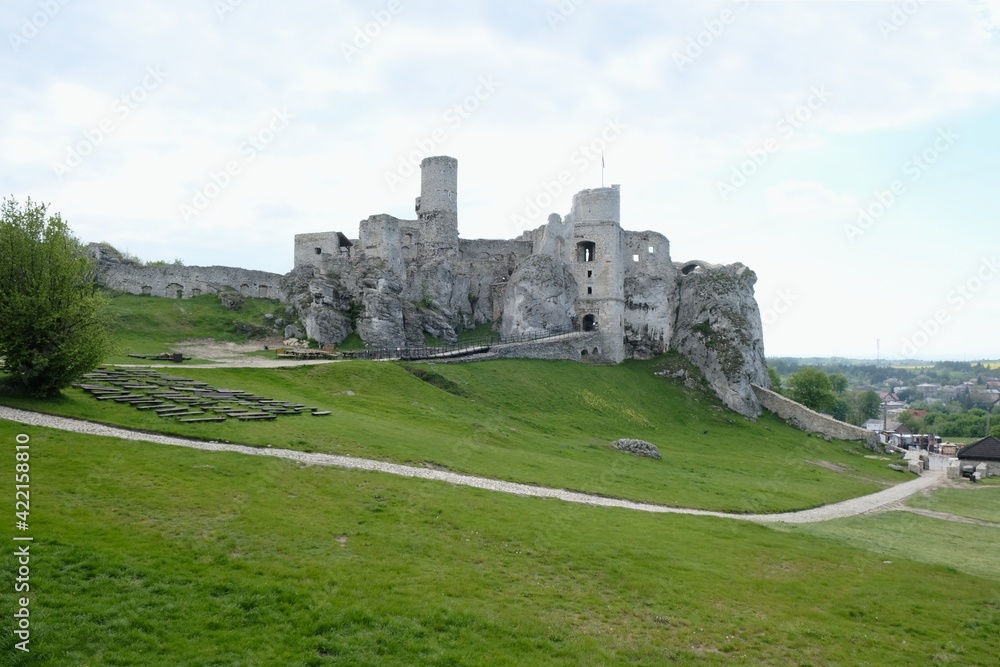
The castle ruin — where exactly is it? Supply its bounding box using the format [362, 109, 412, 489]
[288, 156, 769, 416]
[93, 155, 770, 417]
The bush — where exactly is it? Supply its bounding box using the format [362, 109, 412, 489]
[0, 197, 114, 396]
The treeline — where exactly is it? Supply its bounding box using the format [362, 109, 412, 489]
[768, 366, 880, 426]
[899, 408, 998, 439]
[769, 358, 997, 389]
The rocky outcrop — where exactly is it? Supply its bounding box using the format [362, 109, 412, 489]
[354, 261, 407, 349]
[280, 266, 353, 345]
[670, 262, 769, 419]
[624, 269, 678, 359]
[500, 254, 577, 338]
[611, 438, 662, 459]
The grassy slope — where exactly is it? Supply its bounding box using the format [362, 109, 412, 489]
[2, 421, 998, 666]
[0, 356, 908, 513]
[105, 292, 285, 362]
[907, 484, 1000, 524]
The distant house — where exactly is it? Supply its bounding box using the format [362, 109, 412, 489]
[864, 419, 884, 431]
[957, 436, 1000, 476]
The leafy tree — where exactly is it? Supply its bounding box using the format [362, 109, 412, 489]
[829, 373, 848, 395]
[786, 367, 837, 414]
[767, 366, 782, 391]
[0, 197, 113, 396]
[848, 390, 881, 426]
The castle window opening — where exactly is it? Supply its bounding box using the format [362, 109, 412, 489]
[577, 241, 596, 262]
[648, 246, 655, 254]
[580, 349, 589, 357]
[587, 287, 593, 295]
[141, 285, 151, 296]
[582, 314, 597, 331]
[314, 247, 322, 255]
[592, 348, 599, 355]
[587, 270, 593, 278]
[632, 254, 639, 262]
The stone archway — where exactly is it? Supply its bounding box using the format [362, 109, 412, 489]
[582, 314, 597, 331]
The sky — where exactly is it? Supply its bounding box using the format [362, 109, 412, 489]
[2, 0, 998, 361]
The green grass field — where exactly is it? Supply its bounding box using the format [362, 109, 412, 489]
[3, 292, 999, 664]
[0, 356, 907, 514]
[104, 292, 286, 363]
[907, 485, 1000, 524]
[2, 421, 998, 666]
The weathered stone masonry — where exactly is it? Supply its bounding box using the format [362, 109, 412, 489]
[95, 155, 776, 420]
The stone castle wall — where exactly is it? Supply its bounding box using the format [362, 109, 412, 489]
[752, 385, 880, 449]
[98, 262, 288, 301]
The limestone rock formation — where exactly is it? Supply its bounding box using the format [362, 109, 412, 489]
[354, 262, 407, 349]
[92, 155, 774, 421]
[500, 254, 577, 338]
[671, 261, 769, 418]
[611, 438, 662, 460]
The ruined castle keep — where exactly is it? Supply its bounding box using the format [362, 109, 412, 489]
[93, 155, 770, 417]
[289, 156, 769, 417]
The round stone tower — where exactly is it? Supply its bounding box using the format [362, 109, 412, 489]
[416, 156, 459, 255]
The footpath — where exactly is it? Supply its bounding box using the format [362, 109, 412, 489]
[0, 405, 945, 524]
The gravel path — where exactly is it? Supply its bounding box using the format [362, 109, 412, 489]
[0, 405, 944, 524]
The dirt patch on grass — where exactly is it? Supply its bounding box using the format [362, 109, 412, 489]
[807, 460, 854, 473]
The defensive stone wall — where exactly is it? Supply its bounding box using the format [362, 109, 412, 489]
[464, 331, 604, 363]
[752, 385, 880, 449]
[294, 232, 343, 271]
[98, 263, 288, 301]
[359, 214, 404, 276]
[623, 231, 676, 359]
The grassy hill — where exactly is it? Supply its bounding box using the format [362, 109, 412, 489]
[2, 355, 906, 514]
[2, 420, 998, 666]
[104, 292, 288, 363]
[2, 292, 998, 664]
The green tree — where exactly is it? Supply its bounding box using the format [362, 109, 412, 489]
[850, 390, 881, 426]
[786, 367, 837, 414]
[0, 197, 113, 396]
[829, 373, 848, 395]
[768, 366, 782, 391]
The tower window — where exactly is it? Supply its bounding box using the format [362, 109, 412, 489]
[587, 287, 593, 295]
[576, 241, 596, 262]
[587, 270, 593, 278]
[648, 246, 655, 254]
[632, 254, 639, 262]
[314, 247, 322, 255]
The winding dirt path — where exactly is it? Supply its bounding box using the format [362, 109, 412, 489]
[0, 405, 947, 524]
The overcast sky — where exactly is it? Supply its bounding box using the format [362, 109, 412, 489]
[3, 0, 998, 361]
